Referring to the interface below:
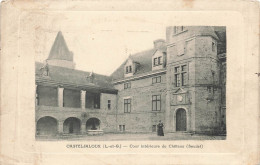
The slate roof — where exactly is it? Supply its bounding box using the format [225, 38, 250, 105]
[111, 27, 226, 81]
[35, 62, 116, 92]
[47, 31, 73, 61]
[110, 46, 166, 81]
[192, 26, 219, 40]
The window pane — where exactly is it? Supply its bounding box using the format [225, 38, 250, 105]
[175, 74, 180, 87]
[152, 101, 157, 111]
[124, 104, 127, 112]
[152, 77, 156, 83]
[158, 76, 161, 83]
[157, 101, 161, 110]
[158, 57, 162, 65]
[175, 67, 180, 73]
[182, 72, 187, 85]
[154, 58, 158, 66]
[129, 66, 132, 72]
[158, 95, 161, 100]
[181, 65, 187, 71]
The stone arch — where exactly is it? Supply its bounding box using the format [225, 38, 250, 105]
[174, 108, 187, 131]
[36, 116, 58, 136]
[63, 117, 81, 134]
[86, 118, 101, 131]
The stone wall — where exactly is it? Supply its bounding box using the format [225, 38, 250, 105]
[114, 73, 166, 132]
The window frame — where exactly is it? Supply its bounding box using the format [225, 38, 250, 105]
[175, 65, 188, 87]
[152, 76, 162, 84]
[153, 56, 163, 67]
[124, 82, 131, 89]
[119, 125, 125, 132]
[124, 98, 131, 113]
[125, 65, 132, 74]
[107, 100, 111, 110]
[152, 95, 161, 111]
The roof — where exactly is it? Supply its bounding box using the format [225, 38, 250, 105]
[110, 46, 166, 81]
[47, 31, 73, 61]
[195, 26, 219, 40]
[35, 62, 116, 92]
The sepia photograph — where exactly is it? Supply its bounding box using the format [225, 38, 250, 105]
[1, 0, 259, 164]
[35, 25, 226, 141]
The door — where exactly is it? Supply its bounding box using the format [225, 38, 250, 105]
[176, 108, 187, 131]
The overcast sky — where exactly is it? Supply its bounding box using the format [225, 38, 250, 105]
[34, 12, 170, 76]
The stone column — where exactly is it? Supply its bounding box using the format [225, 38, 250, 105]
[58, 87, 64, 107]
[81, 122, 86, 134]
[81, 90, 86, 109]
[35, 84, 38, 106]
[58, 121, 63, 134]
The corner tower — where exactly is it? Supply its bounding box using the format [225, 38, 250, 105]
[165, 26, 222, 134]
[47, 31, 75, 69]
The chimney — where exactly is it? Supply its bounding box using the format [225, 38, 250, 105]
[153, 39, 165, 49]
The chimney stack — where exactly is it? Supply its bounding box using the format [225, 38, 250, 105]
[153, 39, 166, 49]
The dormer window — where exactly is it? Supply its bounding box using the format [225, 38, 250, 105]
[153, 56, 163, 66]
[173, 26, 187, 35]
[125, 65, 132, 74]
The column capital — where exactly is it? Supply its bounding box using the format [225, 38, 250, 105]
[58, 87, 64, 90]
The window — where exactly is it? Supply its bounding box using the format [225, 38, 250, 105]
[129, 66, 132, 73]
[175, 67, 181, 87]
[173, 26, 186, 34]
[153, 56, 162, 66]
[181, 65, 187, 86]
[152, 76, 161, 84]
[124, 99, 131, 113]
[158, 56, 162, 65]
[119, 125, 125, 132]
[175, 65, 188, 87]
[94, 94, 100, 109]
[152, 95, 161, 111]
[174, 26, 177, 34]
[212, 42, 216, 52]
[154, 58, 158, 66]
[125, 66, 132, 74]
[124, 82, 131, 89]
[108, 100, 111, 110]
[152, 125, 157, 132]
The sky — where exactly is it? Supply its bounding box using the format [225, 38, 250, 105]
[34, 12, 168, 76]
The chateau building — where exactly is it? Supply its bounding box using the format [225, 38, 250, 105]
[35, 26, 226, 137]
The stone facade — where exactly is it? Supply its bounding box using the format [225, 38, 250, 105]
[35, 26, 226, 137]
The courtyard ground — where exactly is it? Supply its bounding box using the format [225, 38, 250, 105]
[37, 132, 226, 141]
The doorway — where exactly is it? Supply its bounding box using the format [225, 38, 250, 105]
[176, 108, 187, 131]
